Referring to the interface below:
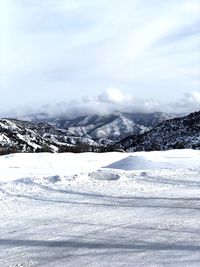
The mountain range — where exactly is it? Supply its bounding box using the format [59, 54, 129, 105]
[116, 111, 200, 151]
[19, 111, 175, 142]
[1, 110, 199, 154]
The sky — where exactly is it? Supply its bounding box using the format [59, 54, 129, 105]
[0, 0, 200, 117]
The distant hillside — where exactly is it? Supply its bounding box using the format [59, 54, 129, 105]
[0, 111, 181, 154]
[18, 111, 175, 144]
[116, 111, 200, 151]
[0, 119, 98, 154]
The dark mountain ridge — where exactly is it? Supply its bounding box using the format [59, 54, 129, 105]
[116, 111, 200, 151]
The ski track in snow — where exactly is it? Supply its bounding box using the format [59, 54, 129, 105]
[0, 150, 200, 266]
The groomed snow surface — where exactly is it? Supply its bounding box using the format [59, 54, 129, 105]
[0, 150, 200, 267]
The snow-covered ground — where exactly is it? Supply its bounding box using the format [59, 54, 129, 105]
[0, 150, 200, 267]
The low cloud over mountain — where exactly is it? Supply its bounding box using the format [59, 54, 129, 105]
[3, 90, 200, 119]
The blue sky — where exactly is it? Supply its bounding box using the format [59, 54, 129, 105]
[0, 0, 200, 116]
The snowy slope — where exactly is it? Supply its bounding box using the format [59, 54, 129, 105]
[0, 112, 175, 154]
[89, 113, 148, 141]
[0, 119, 99, 154]
[0, 119, 55, 153]
[118, 111, 200, 151]
[18, 111, 175, 142]
[1, 150, 200, 266]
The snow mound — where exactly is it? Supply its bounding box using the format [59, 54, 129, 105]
[90, 170, 120, 180]
[103, 155, 174, 171]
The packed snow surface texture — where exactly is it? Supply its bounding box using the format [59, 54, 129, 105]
[0, 149, 200, 267]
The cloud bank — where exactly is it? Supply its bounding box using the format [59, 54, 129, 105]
[4, 89, 200, 119]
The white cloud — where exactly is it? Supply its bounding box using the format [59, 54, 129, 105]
[182, 0, 200, 14]
[186, 91, 200, 103]
[98, 88, 125, 103]
[171, 91, 200, 113]
[3, 89, 200, 118]
[53, 1, 82, 12]
[41, 90, 200, 117]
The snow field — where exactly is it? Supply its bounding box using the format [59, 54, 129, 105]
[0, 150, 200, 266]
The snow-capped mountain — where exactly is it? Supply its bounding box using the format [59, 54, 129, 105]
[17, 112, 175, 143]
[0, 119, 54, 154]
[0, 119, 98, 154]
[117, 111, 200, 151]
[0, 111, 177, 154]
